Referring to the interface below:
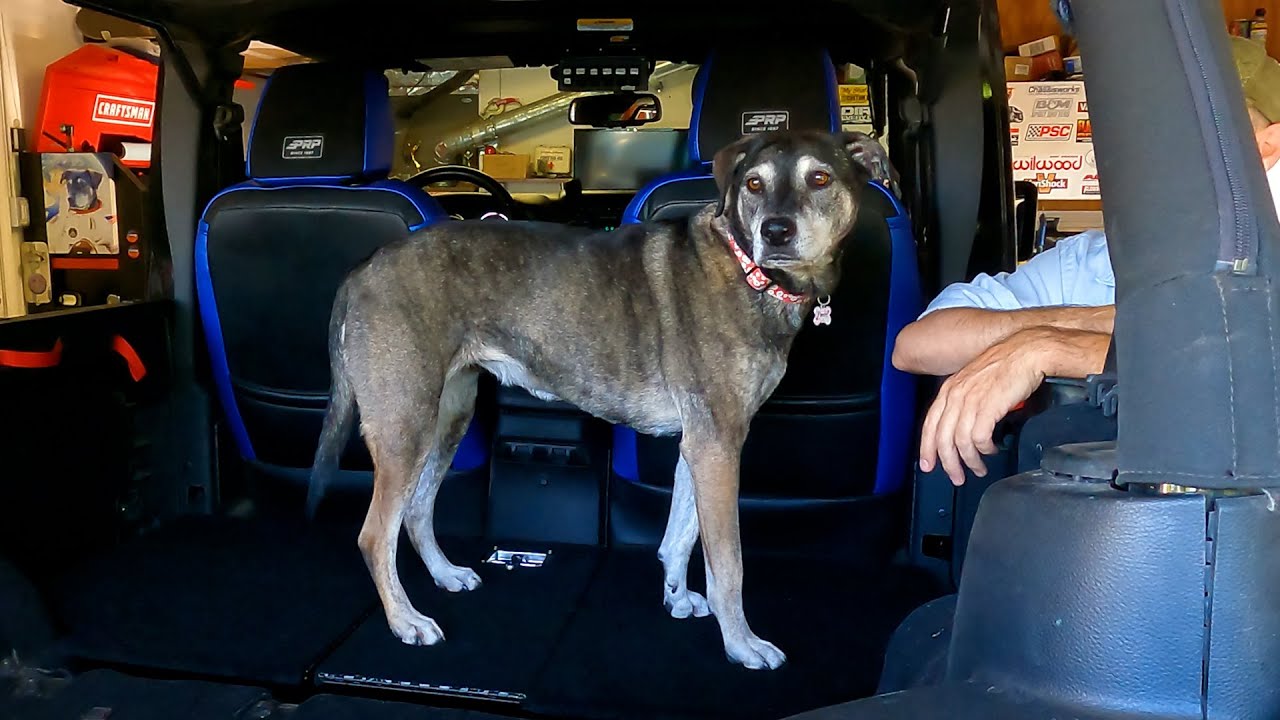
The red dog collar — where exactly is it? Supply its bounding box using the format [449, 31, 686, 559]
[724, 233, 806, 304]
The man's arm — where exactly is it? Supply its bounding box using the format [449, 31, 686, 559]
[892, 304, 1114, 377]
[918, 325, 1112, 486]
[892, 229, 1114, 376]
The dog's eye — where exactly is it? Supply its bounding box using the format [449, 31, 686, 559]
[810, 171, 831, 187]
[746, 177, 764, 193]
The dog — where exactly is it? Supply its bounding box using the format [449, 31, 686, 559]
[47, 168, 115, 255]
[309, 129, 898, 670]
[60, 169, 105, 212]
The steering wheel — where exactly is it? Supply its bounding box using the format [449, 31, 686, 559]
[405, 164, 520, 221]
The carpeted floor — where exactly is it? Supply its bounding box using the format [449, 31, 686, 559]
[525, 547, 940, 720]
[48, 514, 376, 686]
[315, 538, 600, 703]
[1, 669, 270, 720]
[291, 693, 527, 719]
[43, 517, 941, 719]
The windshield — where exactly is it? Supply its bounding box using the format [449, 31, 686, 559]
[386, 63, 700, 189]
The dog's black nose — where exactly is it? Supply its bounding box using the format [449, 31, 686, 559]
[761, 217, 796, 246]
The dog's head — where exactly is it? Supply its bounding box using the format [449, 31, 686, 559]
[59, 169, 104, 211]
[711, 130, 897, 294]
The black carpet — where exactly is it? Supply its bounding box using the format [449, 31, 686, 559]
[42, 516, 938, 719]
[1, 669, 269, 720]
[526, 547, 941, 720]
[316, 538, 599, 703]
[0, 556, 55, 662]
[48, 514, 375, 686]
[292, 693, 526, 719]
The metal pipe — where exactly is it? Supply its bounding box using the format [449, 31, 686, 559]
[434, 91, 578, 161]
[433, 61, 693, 162]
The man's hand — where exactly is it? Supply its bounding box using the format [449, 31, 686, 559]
[918, 326, 1111, 486]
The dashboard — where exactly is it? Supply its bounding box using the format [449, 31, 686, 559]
[428, 188, 638, 231]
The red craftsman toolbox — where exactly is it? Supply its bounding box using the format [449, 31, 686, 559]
[32, 44, 158, 169]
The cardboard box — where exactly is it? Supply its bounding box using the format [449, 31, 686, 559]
[534, 145, 571, 176]
[1007, 80, 1098, 201]
[1005, 51, 1064, 82]
[1005, 56, 1034, 81]
[1018, 35, 1060, 57]
[479, 152, 529, 180]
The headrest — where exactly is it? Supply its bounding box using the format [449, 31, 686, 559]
[247, 63, 393, 182]
[688, 47, 840, 164]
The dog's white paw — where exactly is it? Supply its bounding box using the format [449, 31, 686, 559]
[432, 564, 482, 593]
[389, 610, 445, 646]
[725, 634, 787, 670]
[664, 586, 712, 619]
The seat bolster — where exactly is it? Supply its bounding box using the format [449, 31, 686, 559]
[195, 183, 258, 460]
[363, 178, 451, 229]
[622, 168, 715, 224]
[200, 180, 447, 231]
[872, 182, 924, 495]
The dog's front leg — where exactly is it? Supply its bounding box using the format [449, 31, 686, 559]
[682, 432, 786, 670]
[657, 456, 711, 619]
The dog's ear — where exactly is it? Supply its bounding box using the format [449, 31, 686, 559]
[841, 131, 900, 198]
[711, 134, 758, 216]
[86, 170, 104, 189]
[59, 170, 73, 185]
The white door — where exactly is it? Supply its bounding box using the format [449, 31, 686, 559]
[0, 9, 28, 319]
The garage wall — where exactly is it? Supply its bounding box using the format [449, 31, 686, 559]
[6, 0, 81, 132]
[998, 0, 1279, 59]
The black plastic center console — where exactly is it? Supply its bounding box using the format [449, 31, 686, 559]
[487, 387, 611, 545]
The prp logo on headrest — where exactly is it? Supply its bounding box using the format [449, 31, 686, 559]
[742, 111, 789, 134]
[282, 135, 325, 160]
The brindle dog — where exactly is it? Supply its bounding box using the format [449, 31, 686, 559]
[309, 129, 897, 670]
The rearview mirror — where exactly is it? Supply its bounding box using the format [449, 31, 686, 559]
[568, 92, 662, 128]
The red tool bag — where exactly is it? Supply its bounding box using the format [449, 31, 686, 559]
[32, 44, 159, 169]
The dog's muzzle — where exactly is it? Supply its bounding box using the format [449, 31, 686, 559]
[761, 217, 797, 246]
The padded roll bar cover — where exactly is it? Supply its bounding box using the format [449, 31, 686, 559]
[1071, 0, 1280, 487]
[945, 473, 1206, 718]
[778, 683, 1122, 720]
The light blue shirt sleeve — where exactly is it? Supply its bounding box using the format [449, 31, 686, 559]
[920, 229, 1116, 317]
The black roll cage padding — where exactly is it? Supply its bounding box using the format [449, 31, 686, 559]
[1073, 0, 1280, 489]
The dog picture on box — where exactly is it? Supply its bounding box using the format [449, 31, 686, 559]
[41, 153, 120, 257]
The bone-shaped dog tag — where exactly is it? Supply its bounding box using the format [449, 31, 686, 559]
[812, 297, 832, 326]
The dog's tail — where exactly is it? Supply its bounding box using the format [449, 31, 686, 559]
[307, 280, 356, 520]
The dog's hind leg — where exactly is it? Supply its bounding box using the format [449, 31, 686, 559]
[657, 456, 711, 619]
[359, 415, 446, 646]
[354, 336, 453, 646]
[681, 430, 786, 670]
[405, 367, 482, 593]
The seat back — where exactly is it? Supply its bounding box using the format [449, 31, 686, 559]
[195, 63, 485, 474]
[610, 47, 922, 546]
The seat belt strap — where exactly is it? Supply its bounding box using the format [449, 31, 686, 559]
[0, 339, 63, 369]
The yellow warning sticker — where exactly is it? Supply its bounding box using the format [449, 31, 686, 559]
[577, 18, 635, 32]
[838, 84, 869, 106]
